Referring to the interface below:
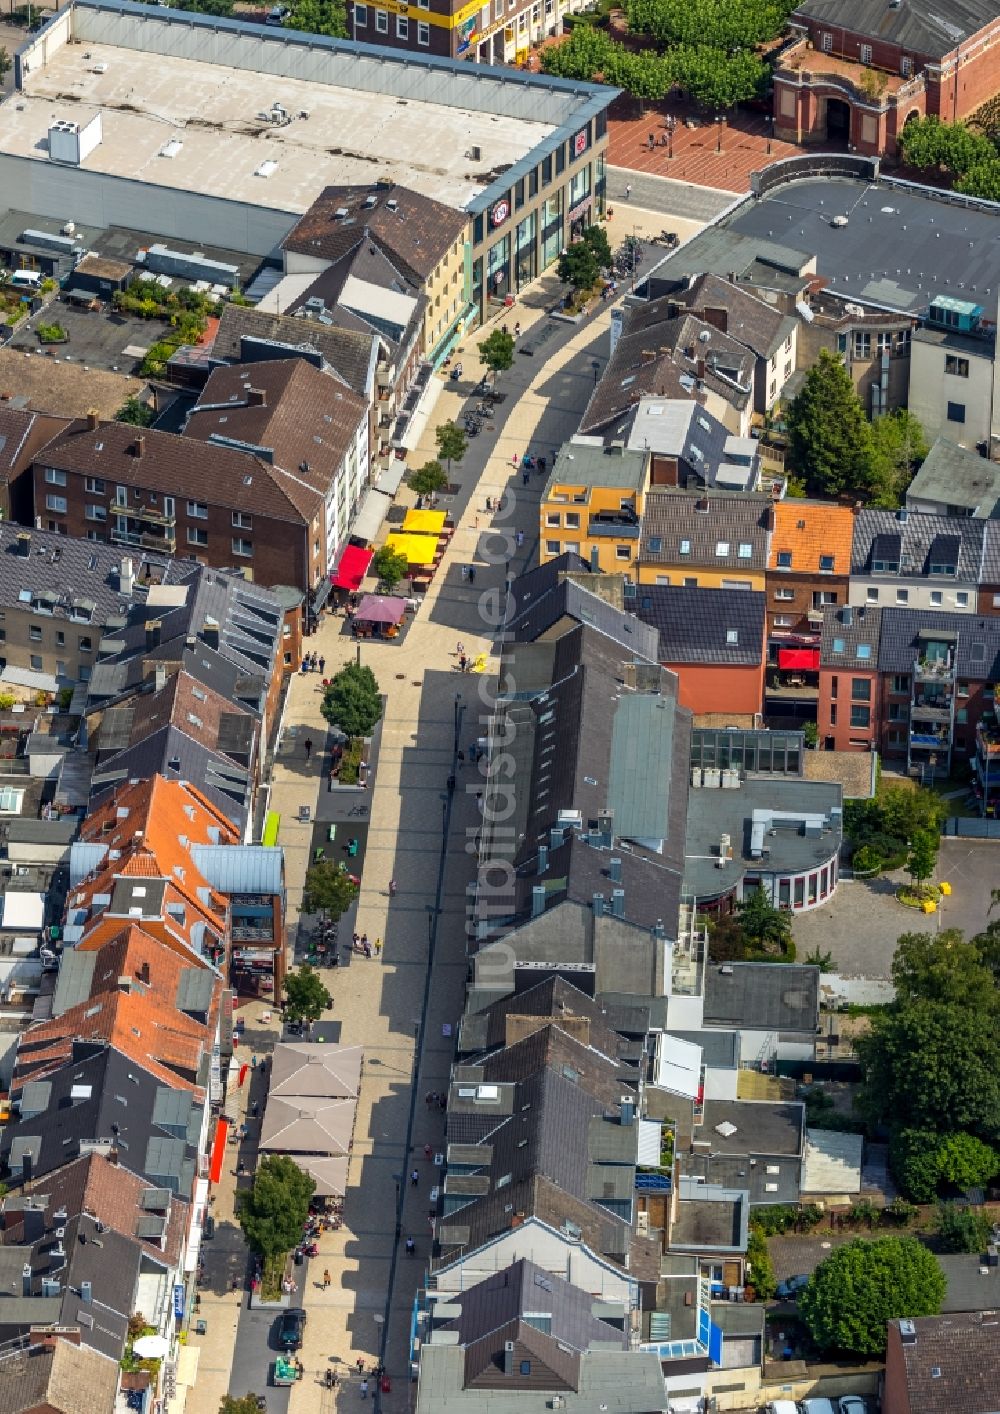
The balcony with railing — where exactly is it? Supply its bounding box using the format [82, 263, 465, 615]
[110, 524, 177, 552]
[775, 37, 926, 110]
[913, 655, 956, 684]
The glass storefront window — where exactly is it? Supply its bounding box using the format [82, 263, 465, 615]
[515, 210, 537, 290]
[555, 142, 566, 175]
[486, 234, 510, 304]
[569, 166, 591, 206]
[541, 188, 563, 270]
[596, 151, 607, 218]
[541, 153, 552, 186]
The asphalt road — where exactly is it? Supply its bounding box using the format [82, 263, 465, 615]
[608, 166, 740, 223]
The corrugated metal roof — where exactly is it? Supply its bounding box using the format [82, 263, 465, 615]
[190, 843, 283, 893]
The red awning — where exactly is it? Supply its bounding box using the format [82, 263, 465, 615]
[208, 1118, 229, 1185]
[778, 648, 820, 670]
[332, 546, 373, 591]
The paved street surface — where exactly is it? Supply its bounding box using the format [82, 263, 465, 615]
[608, 167, 740, 225]
[187, 200, 682, 1413]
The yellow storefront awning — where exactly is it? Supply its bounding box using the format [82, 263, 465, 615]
[384, 532, 441, 566]
[402, 509, 447, 535]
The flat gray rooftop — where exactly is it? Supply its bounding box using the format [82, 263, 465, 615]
[727, 177, 1000, 313]
[6, 41, 553, 214]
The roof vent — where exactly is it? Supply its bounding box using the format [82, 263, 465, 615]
[386, 198, 398, 212]
[334, 207, 349, 220]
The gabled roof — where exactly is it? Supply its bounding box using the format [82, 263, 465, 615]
[906, 437, 1000, 518]
[211, 303, 378, 397]
[456, 976, 647, 1062]
[283, 183, 467, 283]
[640, 490, 774, 570]
[184, 358, 367, 513]
[40, 419, 314, 525]
[793, 0, 998, 57]
[889, 1311, 1000, 1412]
[675, 272, 795, 359]
[0, 1336, 119, 1414]
[770, 500, 855, 573]
[820, 604, 882, 669]
[851, 507, 984, 579]
[876, 607, 1000, 678]
[508, 573, 659, 660]
[0, 408, 71, 483]
[635, 584, 766, 664]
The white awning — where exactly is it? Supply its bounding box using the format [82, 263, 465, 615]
[637, 1118, 662, 1166]
[375, 460, 407, 497]
[654, 1033, 702, 1099]
[350, 489, 392, 546]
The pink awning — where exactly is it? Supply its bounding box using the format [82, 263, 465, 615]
[332, 546, 373, 591]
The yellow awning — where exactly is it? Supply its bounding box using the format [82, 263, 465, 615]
[384, 532, 441, 566]
[402, 509, 447, 535]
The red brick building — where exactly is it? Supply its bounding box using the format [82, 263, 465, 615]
[636, 585, 767, 721]
[774, 0, 1000, 158]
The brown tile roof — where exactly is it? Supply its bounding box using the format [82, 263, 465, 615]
[769, 500, 856, 573]
[678, 273, 793, 359]
[40, 418, 315, 524]
[283, 183, 468, 283]
[0, 1337, 119, 1414]
[184, 359, 367, 518]
[640, 489, 774, 570]
[892, 1312, 1000, 1413]
[0, 409, 70, 481]
[211, 304, 377, 397]
[93, 669, 256, 765]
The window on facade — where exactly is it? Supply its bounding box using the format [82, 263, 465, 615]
[84, 476, 105, 494]
[187, 501, 208, 519]
[375, 8, 387, 29]
[820, 30, 832, 51]
[30, 655, 42, 672]
[555, 143, 566, 175]
[715, 541, 730, 557]
[866, 587, 878, 602]
[232, 538, 253, 557]
[775, 588, 794, 601]
[930, 591, 942, 606]
[29, 626, 41, 642]
[738, 543, 752, 559]
[852, 678, 871, 701]
[957, 591, 969, 606]
[79, 637, 93, 652]
[892, 675, 910, 693]
[900, 55, 912, 76]
[776, 550, 792, 568]
[856, 643, 872, 660]
[44, 468, 67, 486]
[616, 545, 631, 560]
[945, 355, 969, 378]
[832, 637, 845, 654]
[819, 554, 835, 571]
[877, 331, 893, 354]
[896, 589, 909, 604]
[85, 505, 107, 522]
[850, 704, 871, 727]
[830, 703, 838, 725]
[860, 42, 872, 63]
[852, 331, 871, 358]
[417, 19, 429, 42]
[232, 512, 253, 529]
[396, 14, 408, 35]
[564, 513, 580, 529]
[45, 495, 67, 514]
[947, 401, 966, 423]
[187, 528, 208, 547]
[773, 615, 793, 627]
[546, 540, 560, 555]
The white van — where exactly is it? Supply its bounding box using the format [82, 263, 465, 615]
[9, 270, 41, 290]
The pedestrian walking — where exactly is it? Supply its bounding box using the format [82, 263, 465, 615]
[456, 640, 465, 656]
[425, 1092, 433, 1108]
[625, 181, 632, 200]
[424, 1142, 433, 1160]
[512, 453, 518, 469]
[514, 321, 521, 338]
[405, 1237, 416, 1256]
[319, 656, 325, 674]
[360, 1379, 369, 1399]
[411, 1169, 419, 1187]
[460, 564, 468, 581]
[485, 496, 493, 512]
[356, 1358, 365, 1375]
[251, 1053, 258, 1070]
[304, 738, 313, 760]
[459, 654, 467, 672]
[374, 937, 382, 956]
[647, 131, 655, 150]
[438, 1093, 447, 1112]
[323, 1268, 332, 1288]
[522, 469, 529, 486]
[389, 879, 398, 896]
[251, 1100, 259, 1118]
[516, 529, 524, 548]
[468, 566, 476, 585]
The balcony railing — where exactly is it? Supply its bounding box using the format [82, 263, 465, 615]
[910, 701, 952, 722]
[110, 526, 176, 551]
[913, 657, 955, 682]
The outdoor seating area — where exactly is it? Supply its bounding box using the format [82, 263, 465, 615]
[351, 594, 408, 640]
[384, 515, 455, 594]
[331, 545, 374, 601]
[259, 1042, 363, 1198]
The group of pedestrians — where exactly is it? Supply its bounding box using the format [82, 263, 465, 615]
[301, 652, 326, 674]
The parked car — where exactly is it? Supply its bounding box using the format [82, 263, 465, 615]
[776, 1273, 810, 1299]
[278, 1307, 307, 1350]
[799, 1400, 836, 1414]
[838, 1399, 866, 1414]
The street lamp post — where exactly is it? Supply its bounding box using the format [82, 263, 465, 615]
[715, 116, 723, 154]
[591, 358, 600, 385]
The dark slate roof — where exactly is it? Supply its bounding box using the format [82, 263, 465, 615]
[456, 975, 646, 1064]
[820, 604, 882, 669]
[876, 608, 1000, 679]
[674, 272, 794, 359]
[939, 1253, 1000, 1313]
[851, 507, 985, 579]
[677, 1100, 805, 1203]
[507, 553, 591, 624]
[703, 963, 820, 1033]
[793, 0, 998, 56]
[211, 303, 377, 397]
[509, 573, 659, 660]
[889, 1311, 1000, 1413]
[282, 183, 468, 284]
[286, 241, 426, 359]
[635, 584, 766, 665]
[2, 1045, 199, 1194]
[640, 490, 773, 571]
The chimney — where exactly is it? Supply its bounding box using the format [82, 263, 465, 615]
[702, 307, 728, 334]
[86, 409, 99, 432]
[609, 857, 622, 883]
[49, 1242, 65, 1273]
[899, 1319, 917, 1346]
[620, 1094, 635, 1126]
[120, 556, 135, 596]
[16, 531, 31, 558]
[247, 388, 266, 407]
[694, 498, 710, 514]
[154, 664, 166, 693]
[592, 893, 605, 919]
[549, 826, 563, 851]
[641, 349, 656, 364]
[21, 1264, 31, 1297]
[145, 620, 162, 651]
[590, 546, 600, 573]
[611, 888, 625, 919]
[22, 1154, 32, 1186]
[531, 885, 546, 919]
[203, 617, 220, 651]
[652, 918, 665, 940]
[502, 1341, 515, 1375]
[139, 960, 151, 985]
[537, 844, 548, 875]
[131, 435, 145, 458]
[696, 358, 706, 382]
[80, 1280, 92, 1304]
[598, 810, 614, 847]
[22, 1205, 44, 1242]
[764, 506, 775, 531]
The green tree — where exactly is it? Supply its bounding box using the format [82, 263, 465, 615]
[284, 0, 347, 35]
[906, 829, 939, 887]
[321, 662, 383, 738]
[736, 887, 793, 954]
[558, 240, 600, 291]
[868, 410, 929, 508]
[746, 1222, 776, 1298]
[114, 396, 155, 428]
[582, 224, 612, 268]
[892, 930, 995, 1011]
[371, 544, 409, 592]
[799, 1237, 945, 1355]
[804, 946, 833, 970]
[221, 1398, 271, 1414]
[303, 858, 360, 921]
[237, 1154, 315, 1262]
[802, 720, 819, 749]
[937, 1202, 993, 1253]
[434, 423, 467, 475]
[785, 349, 875, 498]
[478, 328, 515, 384]
[407, 460, 448, 501]
[857, 1002, 1000, 1141]
[890, 1128, 998, 1202]
[171, 0, 235, 13]
[957, 159, 1000, 201]
[283, 962, 333, 1025]
[707, 911, 748, 963]
[0, 49, 12, 83]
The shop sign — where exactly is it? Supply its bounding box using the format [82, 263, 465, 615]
[490, 198, 510, 227]
[567, 194, 593, 224]
[573, 127, 589, 159]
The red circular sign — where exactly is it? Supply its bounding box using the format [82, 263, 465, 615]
[491, 199, 510, 227]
